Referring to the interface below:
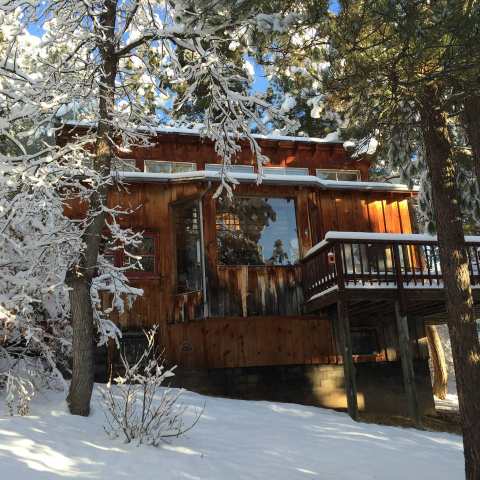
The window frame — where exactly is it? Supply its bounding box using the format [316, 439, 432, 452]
[316, 168, 361, 181]
[205, 163, 255, 174]
[144, 160, 197, 174]
[172, 198, 204, 294]
[114, 158, 138, 172]
[263, 166, 309, 176]
[104, 231, 160, 280]
[351, 327, 381, 356]
[215, 194, 301, 267]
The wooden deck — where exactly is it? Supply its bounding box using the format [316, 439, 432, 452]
[302, 232, 480, 320]
[301, 231, 480, 423]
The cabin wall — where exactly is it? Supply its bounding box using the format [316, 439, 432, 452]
[57, 127, 371, 177]
[124, 134, 372, 179]
[68, 180, 416, 372]
[64, 130, 435, 417]
[308, 190, 414, 245]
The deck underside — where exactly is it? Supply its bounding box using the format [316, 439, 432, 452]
[304, 286, 480, 323]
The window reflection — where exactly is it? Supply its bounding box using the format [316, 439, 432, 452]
[175, 201, 203, 293]
[216, 197, 299, 266]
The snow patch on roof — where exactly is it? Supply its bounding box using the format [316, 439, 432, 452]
[63, 120, 345, 145]
[116, 170, 417, 193]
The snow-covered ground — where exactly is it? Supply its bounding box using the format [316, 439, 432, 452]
[0, 386, 464, 480]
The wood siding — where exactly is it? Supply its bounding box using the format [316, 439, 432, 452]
[63, 132, 417, 370]
[57, 127, 371, 178]
[164, 315, 336, 369]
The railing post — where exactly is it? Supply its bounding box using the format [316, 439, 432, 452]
[393, 242, 404, 292]
[334, 241, 345, 291]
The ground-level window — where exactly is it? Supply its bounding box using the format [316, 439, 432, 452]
[351, 328, 380, 355]
[216, 196, 299, 266]
[174, 201, 203, 293]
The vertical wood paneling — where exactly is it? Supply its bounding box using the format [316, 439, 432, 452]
[167, 316, 333, 368]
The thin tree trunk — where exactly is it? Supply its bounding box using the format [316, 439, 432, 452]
[421, 83, 480, 480]
[67, 0, 118, 416]
[426, 325, 448, 400]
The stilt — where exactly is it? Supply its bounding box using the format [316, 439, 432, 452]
[336, 299, 358, 421]
[394, 300, 421, 426]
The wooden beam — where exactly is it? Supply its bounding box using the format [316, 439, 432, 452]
[335, 300, 359, 421]
[394, 300, 421, 426]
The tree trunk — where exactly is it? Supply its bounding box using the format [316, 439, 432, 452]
[426, 325, 448, 400]
[421, 83, 480, 480]
[67, 0, 118, 416]
[66, 274, 95, 415]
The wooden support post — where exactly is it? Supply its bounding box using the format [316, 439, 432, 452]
[336, 299, 359, 421]
[394, 300, 421, 427]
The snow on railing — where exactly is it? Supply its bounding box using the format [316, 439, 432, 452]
[302, 231, 480, 301]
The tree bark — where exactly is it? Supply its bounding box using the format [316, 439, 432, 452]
[421, 83, 480, 480]
[426, 325, 448, 400]
[67, 0, 118, 416]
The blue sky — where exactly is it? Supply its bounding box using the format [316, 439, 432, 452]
[26, 2, 340, 97]
[249, 1, 340, 94]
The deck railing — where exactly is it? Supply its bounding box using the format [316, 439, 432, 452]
[302, 232, 480, 302]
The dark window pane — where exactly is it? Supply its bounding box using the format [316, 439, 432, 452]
[316, 169, 338, 180]
[125, 236, 154, 256]
[175, 202, 203, 293]
[124, 236, 155, 272]
[216, 197, 299, 266]
[316, 169, 360, 181]
[139, 256, 155, 272]
[351, 329, 379, 355]
[337, 171, 359, 181]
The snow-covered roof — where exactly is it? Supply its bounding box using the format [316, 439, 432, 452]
[304, 231, 480, 259]
[63, 121, 344, 145]
[116, 170, 417, 193]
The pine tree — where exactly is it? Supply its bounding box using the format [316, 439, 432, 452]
[321, 2, 480, 477]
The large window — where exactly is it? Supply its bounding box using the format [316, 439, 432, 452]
[216, 196, 299, 266]
[174, 201, 203, 293]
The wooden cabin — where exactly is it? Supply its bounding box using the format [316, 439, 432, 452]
[61, 126, 480, 420]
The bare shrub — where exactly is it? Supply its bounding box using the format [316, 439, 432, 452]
[101, 326, 202, 446]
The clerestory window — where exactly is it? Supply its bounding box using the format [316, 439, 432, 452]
[316, 169, 361, 181]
